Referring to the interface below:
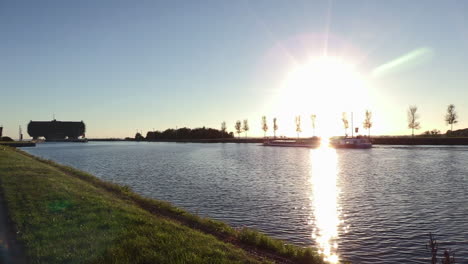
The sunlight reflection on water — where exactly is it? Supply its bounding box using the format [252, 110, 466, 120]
[310, 146, 341, 263]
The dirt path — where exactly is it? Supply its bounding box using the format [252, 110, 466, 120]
[0, 187, 28, 264]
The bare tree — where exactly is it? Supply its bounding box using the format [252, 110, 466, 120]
[363, 110, 373, 137]
[261, 116, 268, 137]
[295, 115, 302, 138]
[342, 112, 349, 137]
[243, 119, 249, 138]
[235, 120, 242, 138]
[408, 106, 421, 137]
[273, 118, 278, 138]
[221, 121, 227, 133]
[311, 114, 317, 137]
[445, 104, 458, 132]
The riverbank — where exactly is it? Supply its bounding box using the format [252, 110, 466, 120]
[145, 136, 468, 145]
[142, 138, 266, 143]
[370, 137, 468, 145]
[0, 141, 36, 147]
[145, 138, 321, 144]
[0, 146, 324, 264]
[22, 137, 468, 145]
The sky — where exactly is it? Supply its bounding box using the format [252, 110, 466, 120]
[1, 0, 468, 138]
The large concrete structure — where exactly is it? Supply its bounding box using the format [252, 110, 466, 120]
[27, 120, 85, 140]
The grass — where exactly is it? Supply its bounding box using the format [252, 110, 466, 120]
[0, 146, 325, 264]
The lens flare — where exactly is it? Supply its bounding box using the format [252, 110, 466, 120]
[371, 47, 434, 78]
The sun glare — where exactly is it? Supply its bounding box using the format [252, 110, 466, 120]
[309, 147, 341, 263]
[275, 56, 368, 137]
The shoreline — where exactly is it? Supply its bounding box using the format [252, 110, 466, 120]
[370, 137, 468, 145]
[0, 146, 324, 264]
[92, 137, 468, 145]
[0, 141, 36, 147]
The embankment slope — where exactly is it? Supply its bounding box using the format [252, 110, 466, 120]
[0, 147, 323, 264]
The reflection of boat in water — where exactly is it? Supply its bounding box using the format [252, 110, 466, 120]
[330, 137, 372, 149]
[263, 139, 320, 148]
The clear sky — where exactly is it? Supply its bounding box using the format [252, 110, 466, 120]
[2, 0, 468, 138]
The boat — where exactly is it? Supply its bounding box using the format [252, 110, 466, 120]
[330, 137, 372, 149]
[263, 139, 320, 148]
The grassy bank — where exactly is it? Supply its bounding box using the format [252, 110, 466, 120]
[0, 147, 324, 264]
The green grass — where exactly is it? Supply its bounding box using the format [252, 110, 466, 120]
[0, 147, 325, 263]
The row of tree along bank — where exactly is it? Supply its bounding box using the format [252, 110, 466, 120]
[132, 126, 468, 145]
[131, 104, 464, 143]
[209, 104, 459, 140]
[135, 134, 468, 145]
[143, 127, 233, 141]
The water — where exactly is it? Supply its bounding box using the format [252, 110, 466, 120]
[23, 142, 468, 263]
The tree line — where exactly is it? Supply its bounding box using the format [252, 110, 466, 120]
[231, 111, 373, 139]
[230, 112, 363, 139]
[136, 104, 459, 140]
[228, 103, 459, 139]
[144, 127, 233, 141]
[230, 112, 372, 139]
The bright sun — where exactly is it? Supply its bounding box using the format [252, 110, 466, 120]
[274, 56, 369, 137]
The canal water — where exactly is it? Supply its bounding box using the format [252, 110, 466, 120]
[23, 142, 468, 263]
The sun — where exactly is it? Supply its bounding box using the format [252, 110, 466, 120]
[274, 56, 369, 137]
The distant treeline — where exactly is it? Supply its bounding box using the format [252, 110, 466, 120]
[145, 127, 234, 141]
[371, 136, 468, 145]
[446, 128, 468, 137]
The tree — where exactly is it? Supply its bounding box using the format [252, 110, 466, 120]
[295, 116, 302, 138]
[273, 118, 278, 138]
[235, 120, 242, 138]
[342, 112, 349, 137]
[363, 110, 373, 137]
[311, 114, 317, 137]
[146, 127, 233, 141]
[261, 116, 268, 137]
[408, 105, 421, 137]
[135, 132, 144, 141]
[445, 104, 458, 132]
[243, 119, 249, 138]
[221, 121, 227, 133]
[422, 129, 441, 137]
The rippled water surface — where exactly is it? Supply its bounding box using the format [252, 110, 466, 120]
[23, 142, 468, 263]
